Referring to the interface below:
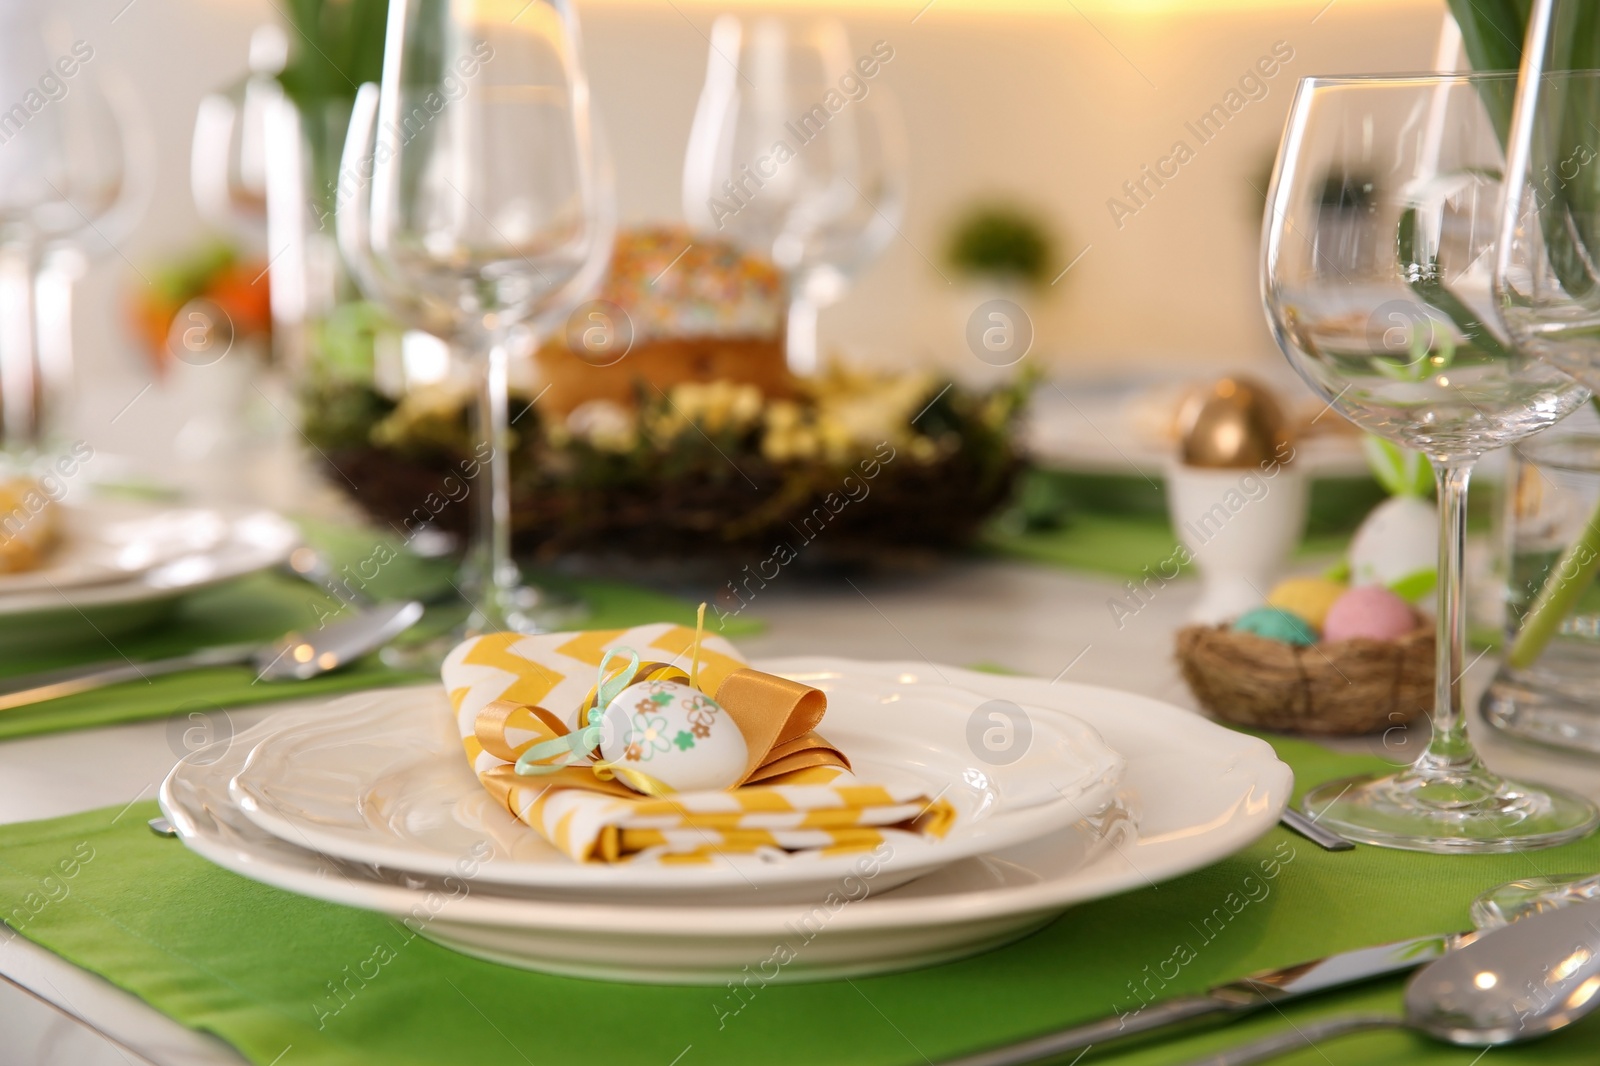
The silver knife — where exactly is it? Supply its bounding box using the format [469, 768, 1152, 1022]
[1279, 808, 1355, 852]
[932, 930, 1474, 1066]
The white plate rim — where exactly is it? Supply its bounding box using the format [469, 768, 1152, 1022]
[225, 677, 1126, 891]
[0, 499, 234, 595]
[0, 506, 297, 615]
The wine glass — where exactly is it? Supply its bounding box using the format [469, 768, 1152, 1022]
[1475, 0, 1600, 912]
[0, 10, 134, 450]
[1262, 73, 1598, 852]
[191, 24, 284, 236]
[1496, 25, 1600, 396]
[34, 64, 148, 445]
[339, 0, 610, 637]
[682, 16, 906, 374]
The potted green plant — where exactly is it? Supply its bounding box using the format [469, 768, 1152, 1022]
[943, 202, 1057, 382]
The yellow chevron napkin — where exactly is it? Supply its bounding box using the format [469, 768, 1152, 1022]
[441, 625, 956, 864]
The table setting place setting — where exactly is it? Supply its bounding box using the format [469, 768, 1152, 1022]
[14, 0, 1600, 1065]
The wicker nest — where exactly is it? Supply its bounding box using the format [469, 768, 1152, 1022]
[1175, 622, 1434, 735]
[322, 444, 1019, 563]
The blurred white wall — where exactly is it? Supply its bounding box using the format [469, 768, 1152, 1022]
[48, 0, 1449, 456]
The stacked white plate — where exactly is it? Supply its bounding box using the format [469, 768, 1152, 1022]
[0, 499, 298, 652]
[161, 659, 1292, 984]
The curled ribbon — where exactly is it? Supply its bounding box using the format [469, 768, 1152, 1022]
[502, 644, 848, 797]
[513, 647, 640, 777]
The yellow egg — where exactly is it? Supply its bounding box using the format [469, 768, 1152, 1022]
[1266, 577, 1347, 630]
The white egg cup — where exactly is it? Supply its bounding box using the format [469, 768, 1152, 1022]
[1165, 460, 1309, 625]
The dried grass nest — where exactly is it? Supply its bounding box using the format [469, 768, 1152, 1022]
[1175, 621, 1434, 735]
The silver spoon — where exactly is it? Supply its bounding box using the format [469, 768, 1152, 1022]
[0, 599, 425, 711]
[282, 545, 377, 608]
[1181, 898, 1600, 1065]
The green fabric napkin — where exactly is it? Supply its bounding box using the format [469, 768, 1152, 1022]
[0, 529, 759, 742]
[3, 736, 1598, 1066]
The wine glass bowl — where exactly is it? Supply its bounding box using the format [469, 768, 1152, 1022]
[1267, 76, 1586, 460]
[0, 14, 140, 451]
[1263, 73, 1598, 852]
[0, 41, 125, 237]
[1497, 68, 1600, 394]
[355, 1, 611, 336]
[682, 16, 906, 374]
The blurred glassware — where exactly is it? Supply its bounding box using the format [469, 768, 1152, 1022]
[0, 5, 144, 451]
[338, 0, 612, 637]
[191, 24, 284, 240]
[1484, 429, 1600, 754]
[1465, 0, 1600, 915]
[1486, 0, 1600, 755]
[1493, 8, 1600, 397]
[682, 16, 906, 375]
[1472, 873, 1600, 929]
[176, 26, 294, 493]
[190, 18, 422, 508]
[1262, 72, 1596, 852]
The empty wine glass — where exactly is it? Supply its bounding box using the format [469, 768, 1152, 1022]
[191, 24, 284, 236]
[1262, 73, 1597, 852]
[682, 16, 906, 374]
[1477, 0, 1600, 911]
[1496, 23, 1600, 399]
[0, 9, 135, 449]
[339, 0, 611, 637]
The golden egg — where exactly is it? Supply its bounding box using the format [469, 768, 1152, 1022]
[1178, 377, 1293, 469]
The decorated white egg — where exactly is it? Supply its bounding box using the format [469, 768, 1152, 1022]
[597, 679, 748, 793]
[1349, 495, 1437, 598]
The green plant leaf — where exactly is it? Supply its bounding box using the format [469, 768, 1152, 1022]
[1388, 568, 1438, 602]
[945, 204, 1055, 285]
[1361, 435, 1432, 498]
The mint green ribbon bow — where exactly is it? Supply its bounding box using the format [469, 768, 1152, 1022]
[513, 647, 640, 777]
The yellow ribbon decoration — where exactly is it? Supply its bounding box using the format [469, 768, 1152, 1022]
[483, 664, 848, 799]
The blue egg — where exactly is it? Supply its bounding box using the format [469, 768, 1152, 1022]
[1233, 606, 1316, 645]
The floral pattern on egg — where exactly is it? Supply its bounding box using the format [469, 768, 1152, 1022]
[599, 679, 748, 792]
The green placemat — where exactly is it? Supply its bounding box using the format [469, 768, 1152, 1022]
[985, 511, 1349, 581]
[985, 467, 1493, 582]
[0, 517, 760, 741]
[3, 737, 1599, 1066]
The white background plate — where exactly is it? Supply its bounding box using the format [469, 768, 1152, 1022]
[0, 506, 297, 653]
[226, 673, 1126, 903]
[161, 660, 1292, 983]
[0, 506, 296, 614]
[0, 499, 232, 595]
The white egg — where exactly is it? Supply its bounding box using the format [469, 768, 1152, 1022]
[597, 679, 748, 793]
[1349, 495, 1437, 594]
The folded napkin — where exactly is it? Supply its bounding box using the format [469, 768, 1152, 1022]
[442, 624, 955, 863]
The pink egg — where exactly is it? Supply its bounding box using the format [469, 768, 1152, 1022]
[1322, 586, 1416, 643]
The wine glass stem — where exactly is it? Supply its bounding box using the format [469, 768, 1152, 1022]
[786, 294, 819, 376]
[0, 238, 39, 451]
[468, 337, 517, 634]
[1419, 459, 1481, 777]
[34, 251, 75, 424]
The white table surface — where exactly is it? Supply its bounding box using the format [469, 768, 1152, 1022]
[3, 557, 1599, 1065]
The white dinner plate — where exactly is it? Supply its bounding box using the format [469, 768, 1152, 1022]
[160, 661, 1293, 984]
[225, 673, 1125, 904]
[0, 506, 297, 653]
[0, 499, 232, 595]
